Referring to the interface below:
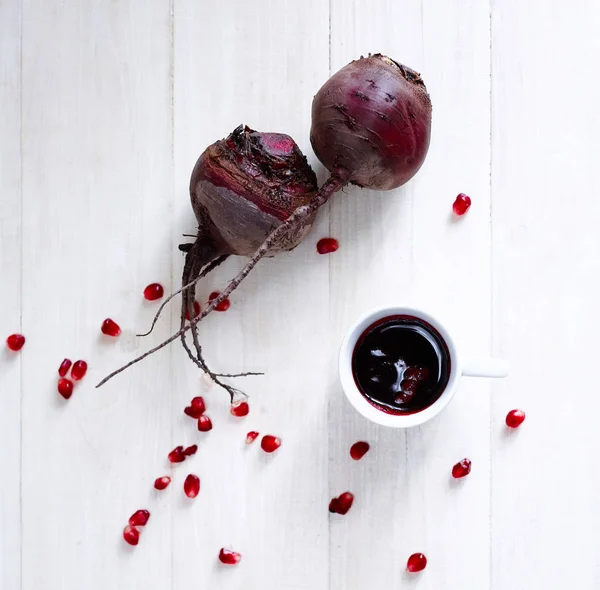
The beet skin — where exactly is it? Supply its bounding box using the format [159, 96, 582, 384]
[310, 54, 432, 190]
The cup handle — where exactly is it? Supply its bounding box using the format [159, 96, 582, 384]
[462, 358, 509, 378]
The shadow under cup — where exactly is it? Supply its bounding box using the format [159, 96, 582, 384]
[350, 314, 451, 416]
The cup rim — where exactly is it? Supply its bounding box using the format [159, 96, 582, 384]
[338, 305, 462, 428]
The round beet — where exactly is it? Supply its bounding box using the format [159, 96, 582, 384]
[311, 54, 431, 190]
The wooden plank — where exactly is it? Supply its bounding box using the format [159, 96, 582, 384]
[20, 1, 173, 588]
[0, 1, 22, 588]
[491, 1, 600, 587]
[328, 0, 492, 587]
[171, 0, 330, 587]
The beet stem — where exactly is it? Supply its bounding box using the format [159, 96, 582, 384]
[96, 173, 347, 389]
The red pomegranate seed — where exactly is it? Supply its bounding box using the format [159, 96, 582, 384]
[128, 509, 150, 527]
[209, 291, 230, 312]
[407, 552, 427, 573]
[197, 415, 213, 432]
[350, 441, 370, 460]
[183, 474, 200, 498]
[183, 397, 206, 418]
[123, 524, 140, 546]
[506, 409, 526, 428]
[70, 360, 88, 381]
[6, 334, 25, 351]
[394, 391, 414, 404]
[404, 366, 428, 381]
[260, 435, 281, 453]
[183, 444, 198, 457]
[101, 318, 121, 337]
[184, 406, 201, 419]
[230, 401, 249, 417]
[168, 445, 186, 463]
[185, 301, 201, 320]
[245, 431, 259, 444]
[57, 378, 74, 400]
[316, 237, 339, 255]
[143, 283, 164, 301]
[330, 492, 354, 515]
[219, 548, 241, 565]
[452, 193, 472, 216]
[191, 396, 206, 414]
[58, 358, 72, 377]
[154, 476, 171, 490]
[452, 458, 472, 479]
[401, 379, 418, 394]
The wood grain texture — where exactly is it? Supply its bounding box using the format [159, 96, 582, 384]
[171, 1, 330, 588]
[19, 1, 173, 588]
[491, 1, 600, 587]
[328, 1, 492, 588]
[1, 0, 599, 588]
[0, 1, 22, 589]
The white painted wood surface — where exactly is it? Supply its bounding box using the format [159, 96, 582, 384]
[0, 1, 598, 588]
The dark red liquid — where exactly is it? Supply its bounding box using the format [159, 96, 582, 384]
[352, 315, 451, 414]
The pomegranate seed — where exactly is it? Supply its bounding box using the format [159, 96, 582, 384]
[57, 378, 74, 400]
[209, 291, 230, 312]
[185, 398, 206, 419]
[168, 445, 186, 463]
[143, 283, 164, 301]
[394, 391, 414, 404]
[70, 360, 88, 381]
[246, 431, 259, 444]
[58, 358, 72, 377]
[452, 458, 472, 479]
[506, 409, 526, 428]
[123, 524, 140, 546]
[218, 548, 241, 565]
[316, 237, 339, 255]
[350, 441, 370, 460]
[191, 396, 206, 414]
[230, 401, 249, 417]
[6, 334, 25, 351]
[404, 366, 428, 381]
[330, 492, 354, 515]
[184, 406, 203, 419]
[197, 415, 213, 432]
[154, 476, 171, 490]
[129, 509, 150, 527]
[401, 379, 418, 394]
[185, 301, 201, 320]
[260, 435, 281, 453]
[407, 552, 427, 573]
[183, 474, 200, 498]
[101, 318, 121, 337]
[183, 444, 198, 457]
[452, 193, 471, 216]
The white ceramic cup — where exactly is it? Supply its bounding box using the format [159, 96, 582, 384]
[338, 305, 509, 428]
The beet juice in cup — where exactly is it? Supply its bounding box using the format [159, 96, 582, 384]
[339, 305, 509, 428]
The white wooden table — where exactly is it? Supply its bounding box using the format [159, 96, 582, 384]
[2, 1, 599, 588]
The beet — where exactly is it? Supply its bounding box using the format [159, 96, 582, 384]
[99, 56, 432, 397]
[98, 125, 318, 397]
[310, 54, 431, 190]
[189, 124, 318, 258]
